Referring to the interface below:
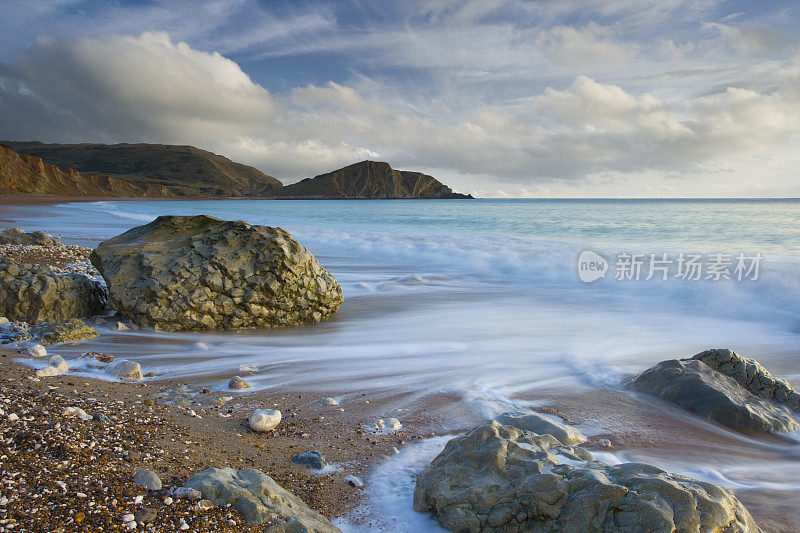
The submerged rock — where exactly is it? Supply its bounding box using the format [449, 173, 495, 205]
[627, 350, 799, 433]
[48, 355, 69, 373]
[249, 409, 281, 432]
[414, 420, 759, 532]
[0, 258, 106, 323]
[496, 411, 586, 445]
[35, 366, 60, 378]
[38, 319, 99, 345]
[90, 215, 343, 331]
[290, 450, 327, 470]
[184, 467, 340, 530]
[25, 344, 47, 357]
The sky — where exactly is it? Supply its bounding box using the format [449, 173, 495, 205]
[0, 0, 799, 197]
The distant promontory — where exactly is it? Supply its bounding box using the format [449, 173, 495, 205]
[0, 141, 472, 200]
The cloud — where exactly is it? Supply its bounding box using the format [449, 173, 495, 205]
[705, 22, 798, 56]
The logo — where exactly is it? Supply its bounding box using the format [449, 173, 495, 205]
[578, 250, 608, 283]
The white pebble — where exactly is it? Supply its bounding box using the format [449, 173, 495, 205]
[7, 413, 19, 422]
[249, 408, 281, 432]
[179, 521, 189, 530]
[35, 366, 60, 378]
[0, 496, 8, 506]
[163, 496, 173, 505]
[385, 417, 402, 430]
[76, 492, 87, 498]
[122, 513, 135, 522]
[133, 495, 144, 504]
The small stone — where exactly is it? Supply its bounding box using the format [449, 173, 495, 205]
[0, 496, 9, 506]
[291, 450, 327, 470]
[318, 397, 338, 406]
[163, 497, 173, 505]
[92, 412, 111, 424]
[62, 406, 91, 420]
[25, 344, 47, 357]
[249, 408, 281, 432]
[116, 321, 130, 331]
[133, 469, 162, 491]
[172, 487, 202, 501]
[35, 366, 60, 378]
[122, 513, 135, 523]
[218, 396, 233, 405]
[7, 413, 18, 422]
[75, 512, 85, 523]
[197, 499, 215, 511]
[385, 417, 402, 430]
[180, 521, 190, 531]
[598, 438, 612, 447]
[228, 375, 252, 390]
[133, 495, 144, 504]
[143, 399, 154, 406]
[345, 475, 364, 488]
[134, 507, 157, 524]
[49, 355, 69, 373]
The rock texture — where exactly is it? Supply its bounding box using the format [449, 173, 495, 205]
[2, 142, 282, 198]
[0, 228, 59, 246]
[627, 350, 799, 433]
[0, 258, 107, 323]
[184, 467, 340, 530]
[414, 420, 759, 533]
[272, 160, 473, 199]
[495, 411, 587, 445]
[37, 319, 99, 345]
[90, 215, 343, 331]
[249, 409, 281, 432]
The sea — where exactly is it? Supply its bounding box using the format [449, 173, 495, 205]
[3, 198, 800, 530]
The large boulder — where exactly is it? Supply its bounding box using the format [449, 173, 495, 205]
[90, 215, 343, 331]
[184, 467, 340, 531]
[626, 350, 799, 433]
[413, 420, 759, 532]
[0, 227, 59, 246]
[0, 258, 107, 323]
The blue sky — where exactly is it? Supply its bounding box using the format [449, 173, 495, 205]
[1, 0, 799, 197]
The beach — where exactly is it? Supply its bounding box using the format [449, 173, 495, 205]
[1, 198, 800, 531]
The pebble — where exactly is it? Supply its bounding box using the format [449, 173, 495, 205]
[62, 406, 91, 420]
[172, 487, 202, 501]
[133, 469, 162, 491]
[290, 450, 327, 470]
[217, 396, 232, 405]
[25, 344, 47, 357]
[385, 417, 402, 430]
[134, 507, 157, 524]
[249, 408, 281, 432]
[92, 411, 112, 424]
[227, 375, 252, 390]
[163, 497, 174, 505]
[345, 475, 364, 488]
[197, 499, 215, 511]
[7, 413, 19, 422]
[122, 513, 135, 523]
[598, 438, 612, 447]
[35, 366, 60, 378]
[133, 495, 144, 504]
[318, 397, 338, 406]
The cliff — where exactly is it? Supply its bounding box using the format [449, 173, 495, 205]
[1, 141, 282, 197]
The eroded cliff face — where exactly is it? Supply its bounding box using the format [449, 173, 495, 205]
[273, 160, 473, 199]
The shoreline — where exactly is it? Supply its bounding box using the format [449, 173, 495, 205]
[0, 348, 436, 531]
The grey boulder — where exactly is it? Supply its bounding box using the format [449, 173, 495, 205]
[0, 228, 59, 246]
[184, 467, 340, 531]
[133, 469, 162, 490]
[626, 350, 799, 433]
[290, 451, 327, 470]
[495, 411, 586, 445]
[90, 215, 343, 331]
[0, 258, 107, 323]
[414, 420, 759, 533]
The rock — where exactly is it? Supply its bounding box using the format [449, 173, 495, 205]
[116, 321, 130, 331]
[495, 411, 587, 445]
[598, 438, 612, 447]
[413, 420, 759, 533]
[384, 417, 402, 430]
[62, 406, 91, 420]
[25, 344, 47, 357]
[317, 397, 338, 406]
[133, 469, 162, 491]
[134, 507, 157, 524]
[106, 360, 143, 380]
[49, 355, 69, 373]
[38, 319, 99, 345]
[92, 412, 111, 424]
[249, 409, 281, 432]
[35, 366, 60, 377]
[0, 316, 8, 324]
[196, 499, 215, 511]
[171, 487, 202, 501]
[344, 475, 363, 488]
[228, 375, 252, 390]
[90, 215, 343, 331]
[218, 396, 233, 405]
[627, 352, 799, 433]
[0, 258, 107, 323]
[0, 228, 59, 246]
[184, 467, 340, 530]
[290, 451, 327, 470]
